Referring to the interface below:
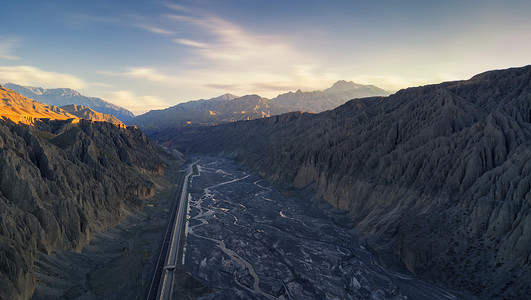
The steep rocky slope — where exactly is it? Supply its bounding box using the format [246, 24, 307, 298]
[1, 85, 124, 126]
[3, 83, 135, 122]
[159, 65, 531, 298]
[0, 91, 167, 298]
[0, 85, 77, 124]
[60, 104, 123, 124]
[272, 80, 389, 113]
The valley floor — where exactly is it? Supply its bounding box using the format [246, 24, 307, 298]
[29, 156, 478, 299]
[30, 159, 210, 300]
[184, 157, 471, 300]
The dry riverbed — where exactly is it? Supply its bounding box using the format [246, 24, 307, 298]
[184, 157, 469, 300]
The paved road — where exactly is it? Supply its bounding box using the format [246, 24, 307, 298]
[146, 162, 196, 300]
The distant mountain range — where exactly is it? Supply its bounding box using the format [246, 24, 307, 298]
[155, 65, 531, 299]
[3, 80, 388, 131]
[4, 83, 135, 122]
[274, 80, 389, 112]
[0, 85, 123, 125]
[129, 81, 389, 133]
[129, 94, 286, 133]
[0, 85, 76, 124]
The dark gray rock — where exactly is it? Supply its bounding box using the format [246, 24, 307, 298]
[0, 118, 166, 299]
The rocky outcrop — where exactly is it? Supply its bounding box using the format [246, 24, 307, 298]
[0, 117, 166, 299]
[60, 104, 123, 124]
[1, 86, 125, 127]
[0, 85, 78, 124]
[3, 83, 135, 122]
[161, 65, 531, 298]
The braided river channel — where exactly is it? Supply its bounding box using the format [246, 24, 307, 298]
[183, 157, 464, 300]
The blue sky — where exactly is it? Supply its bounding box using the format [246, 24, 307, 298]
[0, 0, 530, 114]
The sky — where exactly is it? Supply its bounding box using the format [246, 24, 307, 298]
[0, 0, 530, 115]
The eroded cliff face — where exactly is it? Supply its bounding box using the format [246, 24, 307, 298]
[161, 65, 531, 298]
[0, 119, 166, 299]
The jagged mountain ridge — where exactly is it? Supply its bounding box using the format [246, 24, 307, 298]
[60, 104, 123, 124]
[273, 80, 389, 113]
[3, 83, 135, 122]
[1, 85, 123, 125]
[157, 65, 531, 298]
[0, 85, 77, 124]
[129, 94, 285, 133]
[0, 88, 170, 299]
[128, 81, 388, 133]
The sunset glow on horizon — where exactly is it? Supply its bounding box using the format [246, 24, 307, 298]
[1, 0, 530, 114]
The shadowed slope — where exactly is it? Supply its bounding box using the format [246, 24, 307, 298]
[0, 86, 171, 299]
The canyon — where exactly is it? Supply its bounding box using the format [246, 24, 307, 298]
[2, 65, 530, 299]
[157, 66, 531, 299]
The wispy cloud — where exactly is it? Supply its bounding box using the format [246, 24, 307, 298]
[0, 65, 86, 89]
[167, 14, 305, 66]
[160, 12, 347, 97]
[67, 12, 176, 37]
[136, 24, 175, 35]
[161, 1, 190, 13]
[97, 4, 405, 111]
[175, 39, 209, 48]
[89, 82, 116, 88]
[105, 90, 166, 115]
[203, 83, 239, 90]
[70, 5, 339, 101]
[349, 73, 459, 92]
[0, 39, 21, 60]
[250, 82, 304, 92]
[204, 82, 304, 93]
[99, 67, 179, 83]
